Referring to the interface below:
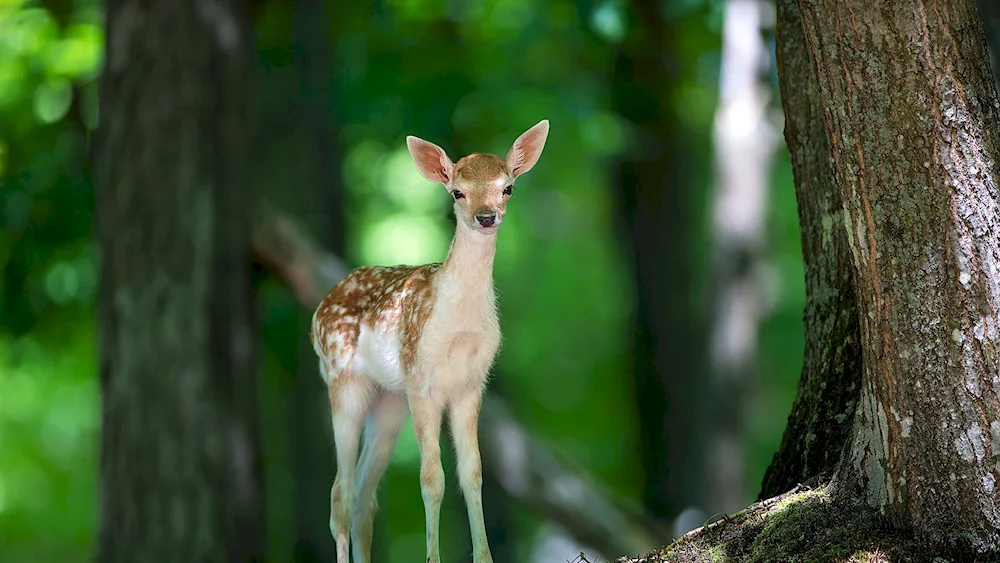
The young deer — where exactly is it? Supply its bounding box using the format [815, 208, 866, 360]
[310, 120, 549, 563]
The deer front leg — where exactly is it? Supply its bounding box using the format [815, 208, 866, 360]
[448, 389, 493, 563]
[409, 392, 446, 563]
[407, 393, 444, 563]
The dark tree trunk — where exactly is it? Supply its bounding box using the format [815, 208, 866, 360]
[975, 0, 1000, 89]
[288, 2, 343, 561]
[611, 0, 710, 524]
[758, 0, 864, 500]
[788, 0, 1000, 547]
[94, 1, 264, 561]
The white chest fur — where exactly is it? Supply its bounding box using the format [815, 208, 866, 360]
[350, 264, 501, 400]
[415, 274, 501, 398]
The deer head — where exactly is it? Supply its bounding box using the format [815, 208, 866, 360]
[406, 120, 549, 234]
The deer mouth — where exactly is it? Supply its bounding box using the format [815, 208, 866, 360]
[475, 222, 501, 235]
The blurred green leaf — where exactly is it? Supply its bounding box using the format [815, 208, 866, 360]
[33, 76, 71, 122]
[45, 23, 103, 79]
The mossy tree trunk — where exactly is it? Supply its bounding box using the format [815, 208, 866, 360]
[779, 0, 1000, 547]
[94, 0, 264, 561]
[758, 0, 864, 500]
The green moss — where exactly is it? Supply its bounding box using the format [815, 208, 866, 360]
[748, 486, 859, 562]
[617, 485, 997, 563]
[705, 544, 726, 562]
[844, 549, 890, 563]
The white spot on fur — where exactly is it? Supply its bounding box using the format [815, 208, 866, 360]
[952, 328, 963, 343]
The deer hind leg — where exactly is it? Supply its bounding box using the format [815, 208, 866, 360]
[448, 389, 493, 563]
[350, 391, 408, 563]
[408, 392, 447, 563]
[327, 368, 374, 563]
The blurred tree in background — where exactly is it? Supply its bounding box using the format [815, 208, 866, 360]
[0, 0, 812, 561]
[94, 0, 264, 561]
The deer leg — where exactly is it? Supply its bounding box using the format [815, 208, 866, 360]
[350, 391, 408, 563]
[329, 375, 372, 563]
[448, 389, 493, 563]
[408, 392, 446, 563]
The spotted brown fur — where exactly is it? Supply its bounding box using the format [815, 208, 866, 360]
[311, 263, 441, 377]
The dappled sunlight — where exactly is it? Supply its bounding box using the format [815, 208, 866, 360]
[381, 148, 446, 212]
[360, 215, 448, 267]
[0, 3, 102, 121]
[345, 141, 451, 266]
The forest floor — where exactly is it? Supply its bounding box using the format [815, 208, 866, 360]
[589, 484, 1000, 563]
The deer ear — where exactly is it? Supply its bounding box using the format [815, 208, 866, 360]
[406, 136, 454, 186]
[505, 119, 549, 179]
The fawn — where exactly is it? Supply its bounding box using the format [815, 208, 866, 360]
[310, 120, 550, 563]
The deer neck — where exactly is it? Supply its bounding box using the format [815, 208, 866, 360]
[437, 219, 498, 312]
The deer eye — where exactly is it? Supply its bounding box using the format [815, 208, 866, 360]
[452, 190, 465, 200]
[503, 185, 513, 196]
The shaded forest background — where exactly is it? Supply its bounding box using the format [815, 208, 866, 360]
[0, 0, 808, 561]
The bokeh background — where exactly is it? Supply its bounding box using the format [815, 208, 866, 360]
[0, 0, 806, 561]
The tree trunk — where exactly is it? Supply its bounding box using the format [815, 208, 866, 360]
[793, 0, 1000, 546]
[288, 2, 343, 560]
[705, 0, 778, 513]
[758, 0, 864, 500]
[611, 0, 710, 526]
[975, 0, 1000, 89]
[94, 1, 264, 561]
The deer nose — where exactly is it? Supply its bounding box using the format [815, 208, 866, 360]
[475, 211, 497, 227]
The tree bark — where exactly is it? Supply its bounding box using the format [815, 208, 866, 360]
[758, 0, 864, 500]
[611, 0, 710, 526]
[793, 0, 1000, 547]
[94, 1, 264, 561]
[288, 2, 343, 560]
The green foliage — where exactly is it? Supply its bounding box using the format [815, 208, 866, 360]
[0, 2, 102, 561]
[0, 311, 98, 562]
